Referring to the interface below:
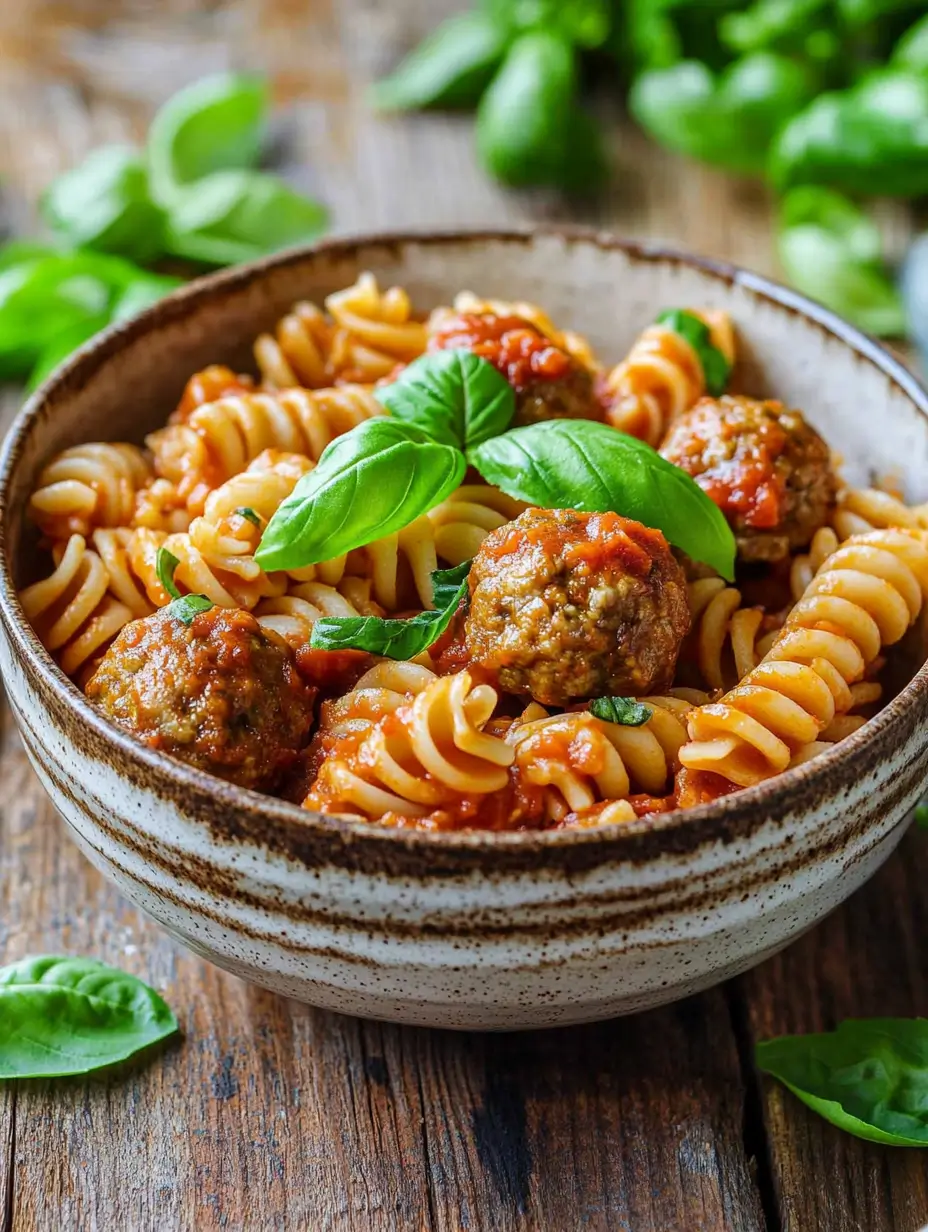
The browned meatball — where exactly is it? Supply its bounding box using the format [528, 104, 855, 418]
[659, 395, 837, 563]
[428, 312, 599, 426]
[86, 605, 316, 791]
[463, 507, 690, 706]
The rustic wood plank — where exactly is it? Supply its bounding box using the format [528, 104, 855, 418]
[737, 827, 928, 1232]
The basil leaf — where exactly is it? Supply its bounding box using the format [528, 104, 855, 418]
[235, 506, 262, 527]
[156, 546, 182, 600]
[255, 419, 466, 571]
[756, 1019, 928, 1146]
[655, 308, 731, 396]
[376, 350, 515, 450]
[0, 955, 178, 1078]
[164, 169, 328, 267]
[916, 802, 928, 830]
[111, 273, 183, 323]
[590, 697, 653, 726]
[148, 72, 267, 204]
[165, 595, 214, 625]
[41, 145, 167, 264]
[26, 314, 111, 392]
[469, 420, 736, 581]
[371, 12, 508, 111]
[310, 561, 470, 658]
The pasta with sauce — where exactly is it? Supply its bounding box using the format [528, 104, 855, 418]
[19, 279, 928, 832]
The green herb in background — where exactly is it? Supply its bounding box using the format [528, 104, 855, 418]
[756, 1019, 928, 1146]
[0, 955, 178, 1079]
[1, 71, 328, 389]
[371, 11, 509, 111]
[777, 187, 905, 336]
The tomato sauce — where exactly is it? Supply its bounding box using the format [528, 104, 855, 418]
[429, 312, 572, 390]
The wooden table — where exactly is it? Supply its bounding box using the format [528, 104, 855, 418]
[1, 4, 926, 1230]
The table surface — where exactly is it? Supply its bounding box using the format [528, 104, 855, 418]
[1, 3, 927, 1230]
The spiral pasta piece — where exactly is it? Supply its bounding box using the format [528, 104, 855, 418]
[509, 695, 701, 823]
[680, 530, 928, 786]
[20, 535, 133, 676]
[306, 669, 513, 819]
[602, 309, 735, 446]
[685, 577, 770, 693]
[147, 385, 382, 514]
[832, 486, 928, 540]
[254, 581, 373, 646]
[28, 443, 153, 539]
[427, 485, 528, 566]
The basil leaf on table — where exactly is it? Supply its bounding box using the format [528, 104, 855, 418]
[483, 0, 612, 49]
[41, 145, 167, 265]
[310, 561, 470, 658]
[756, 1019, 928, 1146]
[110, 272, 183, 323]
[469, 420, 737, 581]
[893, 12, 928, 71]
[0, 256, 112, 380]
[25, 313, 111, 392]
[590, 697, 653, 727]
[771, 70, 928, 197]
[255, 418, 466, 572]
[156, 547, 183, 600]
[630, 53, 816, 176]
[164, 169, 328, 266]
[371, 11, 508, 111]
[476, 30, 604, 192]
[376, 350, 515, 450]
[166, 595, 215, 625]
[777, 188, 905, 337]
[148, 72, 267, 204]
[655, 308, 732, 395]
[0, 955, 178, 1079]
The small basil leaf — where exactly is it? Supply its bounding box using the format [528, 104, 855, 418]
[165, 595, 214, 625]
[376, 350, 515, 450]
[255, 418, 466, 572]
[310, 561, 470, 659]
[235, 506, 262, 527]
[469, 419, 736, 581]
[156, 547, 182, 600]
[655, 308, 731, 396]
[148, 72, 267, 204]
[26, 314, 111, 392]
[0, 955, 178, 1079]
[756, 1019, 928, 1146]
[590, 697, 653, 726]
[164, 169, 328, 266]
[41, 145, 167, 264]
[371, 12, 508, 111]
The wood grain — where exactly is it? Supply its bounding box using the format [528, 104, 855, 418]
[0, 2, 925, 1231]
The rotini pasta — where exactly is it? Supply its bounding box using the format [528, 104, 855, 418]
[28, 443, 153, 540]
[680, 530, 928, 786]
[684, 577, 771, 694]
[831, 486, 928, 540]
[601, 309, 735, 446]
[427, 485, 528, 566]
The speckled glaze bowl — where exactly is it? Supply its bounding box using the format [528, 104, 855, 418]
[2, 230, 927, 1029]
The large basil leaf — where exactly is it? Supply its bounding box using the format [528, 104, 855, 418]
[0, 955, 178, 1078]
[376, 350, 515, 450]
[469, 419, 736, 580]
[148, 72, 267, 203]
[756, 1019, 928, 1146]
[310, 561, 470, 659]
[255, 418, 466, 571]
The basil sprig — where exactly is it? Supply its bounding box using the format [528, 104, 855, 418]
[310, 560, 470, 658]
[0, 955, 178, 1079]
[469, 420, 736, 581]
[655, 308, 731, 396]
[376, 350, 515, 450]
[756, 1019, 928, 1147]
[235, 506, 262, 527]
[156, 546, 214, 624]
[256, 418, 466, 572]
[590, 697, 653, 726]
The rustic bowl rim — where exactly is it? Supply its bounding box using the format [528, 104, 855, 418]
[2, 224, 927, 858]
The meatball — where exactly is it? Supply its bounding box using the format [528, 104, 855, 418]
[428, 311, 599, 426]
[86, 605, 316, 791]
[463, 507, 690, 706]
[660, 395, 837, 563]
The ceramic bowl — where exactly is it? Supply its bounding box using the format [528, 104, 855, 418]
[2, 229, 927, 1030]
